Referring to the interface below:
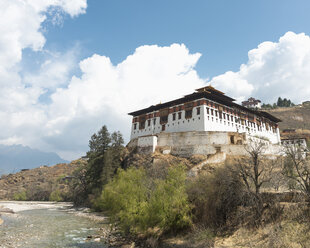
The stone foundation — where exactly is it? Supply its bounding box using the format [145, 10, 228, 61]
[128, 131, 282, 158]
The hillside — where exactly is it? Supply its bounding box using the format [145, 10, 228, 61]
[0, 145, 69, 175]
[266, 104, 310, 135]
[0, 159, 85, 200]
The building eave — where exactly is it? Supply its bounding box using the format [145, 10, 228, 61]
[128, 90, 281, 123]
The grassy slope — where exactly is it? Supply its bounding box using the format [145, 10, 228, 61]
[267, 105, 310, 133]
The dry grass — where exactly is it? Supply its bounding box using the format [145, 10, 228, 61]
[214, 203, 310, 248]
[267, 105, 310, 132]
[0, 159, 85, 200]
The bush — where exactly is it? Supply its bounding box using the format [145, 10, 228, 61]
[13, 191, 27, 201]
[96, 165, 192, 235]
[187, 165, 244, 228]
[94, 167, 149, 233]
[49, 190, 63, 202]
[26, 185, 52, 201]
[146, 165, 192, 233]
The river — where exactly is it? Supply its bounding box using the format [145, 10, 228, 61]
[0, 201, 108, 248]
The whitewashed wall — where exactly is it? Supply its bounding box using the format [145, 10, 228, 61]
[130, 100, 281, 144]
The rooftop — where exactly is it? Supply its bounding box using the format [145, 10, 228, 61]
[128, 87, 281, 123]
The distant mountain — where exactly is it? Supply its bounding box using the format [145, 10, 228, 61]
[0, 145, 69, 175]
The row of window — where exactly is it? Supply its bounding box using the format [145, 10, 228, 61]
[133, 105, 277, 133]
[206, 106, 275, 132]
[134, 107, 201, 130]
[132, 117, 201, 134]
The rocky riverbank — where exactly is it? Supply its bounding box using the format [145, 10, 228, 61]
[65, 206, 142, 247]
[0, 204, 15, 226]
[0, 201, 140, 248]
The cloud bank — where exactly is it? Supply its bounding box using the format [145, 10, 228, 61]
[210, 32, 310, 103]
[1, 1, 310, 161]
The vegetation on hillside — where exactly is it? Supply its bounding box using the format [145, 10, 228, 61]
[67, 126, 125, 206]
[0, 162, 81, 201]
[262, 97, 295, 109]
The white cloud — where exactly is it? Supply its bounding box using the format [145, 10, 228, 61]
[210, 32, 310, 104]
[0, 0, 87, 159]
[1, 1, 310, 163]
[43, 44, 204, 159]
[23, 48, 79, 89]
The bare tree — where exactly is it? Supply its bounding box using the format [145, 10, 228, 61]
[282, 141, 310, 201]
[234, 138, 278, 219]
[236, 139, 274, 196]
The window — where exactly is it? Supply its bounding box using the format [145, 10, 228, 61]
[211, 109, 214, 115]
[196, 107, 200, 115]
[206, 107, 210, 114]
[215, 110, 218, 117]
[148, 119, 151, 126]
[159, 109, 169, 124]
[178, 112, 182, 119]
[153, 118, 156, 125]
[134, 123, 137, 130]
[139, 118, 145, 129]
[160, 115, 168, 124]
[173, 113, 176, 121]
[185, 109, 192, 119]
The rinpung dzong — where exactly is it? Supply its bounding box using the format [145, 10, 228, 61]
[128, 86, 282, 158]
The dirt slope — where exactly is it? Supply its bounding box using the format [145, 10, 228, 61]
[267, 105, 310, 132]
[0, 159, 85, 200]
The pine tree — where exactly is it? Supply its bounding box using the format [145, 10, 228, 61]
[85, 126, 111, 194]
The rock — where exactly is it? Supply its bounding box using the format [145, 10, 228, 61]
[121, 242, 135, 248]
[0, 207, 14, 213]
[94, 238, 101, 242]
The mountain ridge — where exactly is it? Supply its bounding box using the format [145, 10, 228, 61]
[0, 144, 69, 175]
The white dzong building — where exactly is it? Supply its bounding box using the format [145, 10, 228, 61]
[128, 86, 281, 156]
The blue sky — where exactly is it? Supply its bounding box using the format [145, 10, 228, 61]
[41, 0, 310, 78]
[1, 0, 310, 160]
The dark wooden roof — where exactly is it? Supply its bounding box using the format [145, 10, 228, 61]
[128, 89, 282, 123]
[256, 111, 282, 123]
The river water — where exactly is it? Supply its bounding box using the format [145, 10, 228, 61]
[0, 202, 108, 248]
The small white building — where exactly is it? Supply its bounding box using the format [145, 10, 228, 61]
[242, 97, 262, 109]
[281, 137, 308, 148]
[128, 86, 281, 156]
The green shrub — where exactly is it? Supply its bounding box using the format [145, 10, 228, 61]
[95, 167, 149, 233]
[49, 190, 63, 202]
[146, 165, 192, 233]
[13, 191, 27, 201]
[96, 165, 192, 235]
